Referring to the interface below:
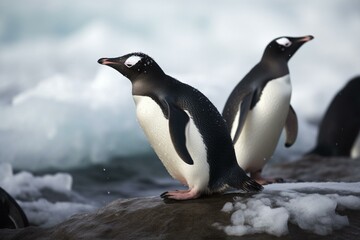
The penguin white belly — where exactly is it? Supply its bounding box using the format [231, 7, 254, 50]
[133, 95, 209, 191]
[232, 75, 291, 172]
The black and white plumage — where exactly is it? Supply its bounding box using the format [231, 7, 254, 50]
[98, 52, 262, 200]
[222, 36, 313, 184]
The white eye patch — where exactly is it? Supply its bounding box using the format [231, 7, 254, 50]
[276, 38, 292, 47]
[125, 56, 142, 68]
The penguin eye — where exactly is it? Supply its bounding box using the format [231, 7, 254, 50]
[124, 56, 142, 68]
[276, 38, 292, 47]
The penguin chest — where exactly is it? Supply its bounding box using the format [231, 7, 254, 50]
[233, 75, 292, 172]
[133, 95, 209, 190]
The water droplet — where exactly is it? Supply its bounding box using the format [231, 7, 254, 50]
[103, 168, 106, 172]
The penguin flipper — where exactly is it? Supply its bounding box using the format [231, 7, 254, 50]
[233, 93, 253, 143]
[165, 101, 194, 165]
[284, 105, 298, 147]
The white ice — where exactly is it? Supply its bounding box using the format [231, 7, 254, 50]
[0, 0, 359, 170]
[218, 182, 360, 237]
[18, 199, 95, 227]
[0, 163, 96, 227]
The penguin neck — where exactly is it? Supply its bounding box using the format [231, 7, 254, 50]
[131, 72, 167, 96]
[260, 56, 289, 77]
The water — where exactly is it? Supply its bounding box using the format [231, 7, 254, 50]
[0, 0, 360, 227]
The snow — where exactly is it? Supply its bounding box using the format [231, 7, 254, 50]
[224, 199, 290, 236]
[218, 182, 360, 237]
[283, 193, 348, 235]
[18, 199, 94, 227]
[0, 163, 96, 227]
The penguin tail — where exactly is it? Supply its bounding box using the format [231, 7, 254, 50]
[226, 168, 263, 193]
[237, 177, 264, 193]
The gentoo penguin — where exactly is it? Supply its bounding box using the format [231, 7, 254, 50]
[222, 35, 314, 184]
[0, 187, 29, 229]
[307, 76, 360, 157]
[98, 53, 262, 200]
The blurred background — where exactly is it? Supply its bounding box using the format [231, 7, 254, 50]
[0, 0, 359, 227]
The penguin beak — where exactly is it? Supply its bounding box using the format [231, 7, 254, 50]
[98, 57, 125, 72]
[98, 57, 117, 66]
[98, 57, 131, 79]
[296, 35, 314, 43]
[287, 35, 314, 58]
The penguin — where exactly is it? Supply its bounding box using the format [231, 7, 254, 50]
[307, 76, 360, 157]
[98, 52, 263, 200]
[0, 187, 29, 229]
[222, 35, 314, 185]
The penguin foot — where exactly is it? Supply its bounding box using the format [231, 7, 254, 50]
[160, 189, 201, 200]
[160, 189, 190, 198]
[250, 171, 284, 185]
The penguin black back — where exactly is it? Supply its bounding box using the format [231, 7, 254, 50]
[308, 76, 360, 157]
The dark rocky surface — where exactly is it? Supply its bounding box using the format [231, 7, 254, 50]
[1, 193, 359, 240]
[264, 155, 360, 182]
[1, 156, 359, 240]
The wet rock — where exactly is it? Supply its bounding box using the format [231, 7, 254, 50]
[264, 156, 360, 182]
[1, 156, 360, 240]
[0, 191, 359, 240]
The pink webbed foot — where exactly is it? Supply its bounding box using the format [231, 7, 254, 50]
[160, 188, 201, 200]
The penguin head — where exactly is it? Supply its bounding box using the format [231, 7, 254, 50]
[262, 35, 314, 62]
[98, 52, 164, 82]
